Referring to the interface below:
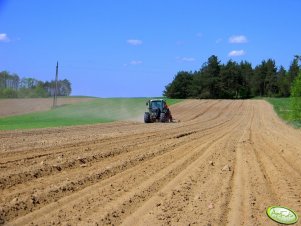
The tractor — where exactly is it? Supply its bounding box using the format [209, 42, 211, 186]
[144, 99, 173, 123]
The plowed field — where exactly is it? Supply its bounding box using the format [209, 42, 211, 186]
[0, 98, 94, 117]
[0, 100, 301, 225]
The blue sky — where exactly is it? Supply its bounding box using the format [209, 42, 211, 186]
[0, 0, 300, 97]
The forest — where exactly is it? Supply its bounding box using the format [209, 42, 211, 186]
[0, 71, 71, 98]
[163, 55, 300, 99]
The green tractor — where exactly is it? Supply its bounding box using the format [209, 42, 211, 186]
[144, 99, 173, 123]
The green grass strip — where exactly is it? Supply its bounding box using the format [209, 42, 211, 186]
[266, 97, 301, 128]
[0, 98, 182, 130]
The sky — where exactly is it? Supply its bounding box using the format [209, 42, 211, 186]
[0, 0, 300, 97]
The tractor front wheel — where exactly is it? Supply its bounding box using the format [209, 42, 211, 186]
[144, 112, 151, 123]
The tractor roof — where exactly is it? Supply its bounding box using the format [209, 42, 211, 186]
[150, 99, 164, 102]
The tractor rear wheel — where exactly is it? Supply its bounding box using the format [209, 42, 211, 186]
[160, 113, 167, 123]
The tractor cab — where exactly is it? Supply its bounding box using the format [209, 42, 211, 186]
[147, 99, 164, 111]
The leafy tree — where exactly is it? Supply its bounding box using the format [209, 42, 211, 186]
[188, 71, 210, 98]
[290, 72, 301, 119]
[217, 60, 250, 99]
[163, 71, 193, 98]
[58, 79, 72, 96]
[202, 55, 221, 98]
[162, 55, 299, 100]
[219, 60, 240, 98]
[0, 71, 20, 90]
[251, 65, 263, 96]
[0, 70, 72, 98]
[0, 88, 18, 98]
[33, 82, 48, 97]
[277, 66, 290, 97]
[0, 71, 10, 88]
[251, 59, 278, 97]
[291, 72, 301, 96]
[239, 61, 253, 98]
[288, 58, 300, 85]
[20, 77, 39, 89]
[264, 59, 278, 97]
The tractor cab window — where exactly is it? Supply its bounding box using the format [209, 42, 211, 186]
[151, 101, 162, 109]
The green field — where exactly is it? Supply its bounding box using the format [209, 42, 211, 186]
[0, 98, 182, 130]
[266, 97, 301, 128]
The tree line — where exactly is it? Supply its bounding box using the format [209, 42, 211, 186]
[0, 71, 72, 98]
[163, 55, 300, 99]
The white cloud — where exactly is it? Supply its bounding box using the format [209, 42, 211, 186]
[176, 57, 195, 62]
[123, 60, 143, 66]
[130, 60, 143, 65]
[229, 35, 248, 44]
[182, 57, 195, 62]
[127, 39, 143, 46]
[0, 33, 10, 42]
[228, 50, 246, 57]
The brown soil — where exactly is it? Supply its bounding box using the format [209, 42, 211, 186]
[0, 100, 300, 225]
[0, 98, 95, 117]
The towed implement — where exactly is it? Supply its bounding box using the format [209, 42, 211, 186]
[144, 99, 173, 123]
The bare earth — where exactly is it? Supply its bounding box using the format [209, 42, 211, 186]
[0, 98, 95, 117]
[0, 100, 300, 225]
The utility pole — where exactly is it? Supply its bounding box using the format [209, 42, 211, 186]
[53, 61, 59, 108]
